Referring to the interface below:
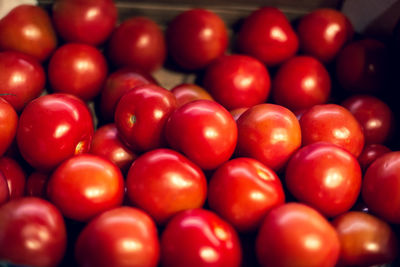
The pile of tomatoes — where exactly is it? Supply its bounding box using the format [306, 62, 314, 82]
[0, 0, 400, 266]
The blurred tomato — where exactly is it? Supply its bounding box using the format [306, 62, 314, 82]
[0, 171, 9, 205]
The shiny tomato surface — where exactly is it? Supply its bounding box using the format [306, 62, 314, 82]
[0, 157, 26, 200]
[0, 172, 9, 205]
[358, 143, 391, 172]
[171, 83, 214, 107]
[0, 98, 18, 156]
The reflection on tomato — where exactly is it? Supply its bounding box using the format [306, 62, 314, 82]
[0, 171, 9, 205]
[0, 156, 26, 200]
[0, 97, 18, 155]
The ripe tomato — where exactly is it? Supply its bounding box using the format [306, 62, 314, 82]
[358, 143, 391, 172]
[47, 154, 124, 222]
[161, 209, 242, 267]
[230, 107, 248, 121]
[75, 207, 160, 267]
[25, 172, 48, 198]
[0, 171, 9, 205]
[237, 7, 298, 66]
[171, 83, 214, 107]
[0, 98, 18, 155]
[256, 203, 340, 267]
[0, 157, 26, 200]
[17, 94, 94, 171]
[166, 8, 228, 70]
[0, 197, 67, 267]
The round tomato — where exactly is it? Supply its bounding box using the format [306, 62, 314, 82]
[171, 83, 214, 107]
[358, 143, 391, 172]
[0, 156, 26, 200]
[0, 98, 18, 155]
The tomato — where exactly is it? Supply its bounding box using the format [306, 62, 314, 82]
[236, 103, 301, 171]
[75, 207, 160, 267]
[256, 203, 340, 267]
[297, 8, 353, 62]
[52, 0, 117, 45]
[126, 148, 207, 224]
[166, 8, 228, 70]
[0, 51, 45, 111]
[300, 104, 365, 157]
[0, 197, 67, 267]
[237, 7, 298, 66]
[285, 142, 362, 217]
[47, 154, 124, 222]
[273, 56, 331, 111]
[48, 43, 108, 101]
[165, 100, 237, 170]
[17, 94, 94, 171]
[0, 5, 57, 62]
[108, 17, 166, 73]
[161, 209, 242, 267]
[171, 83, 214, 107]
[0, 98, 18, 156]
[0, 171, 9, 205]
[114, 84, 177, 152]
[203, 54, 271, 110]
[0, 157, 26, 200]
[25, 172, 48, 198]
[332, 211, 398, 267]
[208, 157, 285, 232]
[358, 143, 391, 172]
[362, 151, 400, 223]
[230, 107, 248, 121]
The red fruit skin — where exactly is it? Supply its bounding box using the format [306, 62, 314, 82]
[285, 142, 362, 217]
[171, 83, 214, 108]
[108, 17, 166, 73]
[0, 5, 57, 62]
[297, 8, 353, 63]
[0, 98, 18, 156]
[161, 209, 242, 267]
[237, 7, 298, 66]
[203, 54, 271, 110]
[0, 51, 46, 112]
[17, 94, 94, 172]
[0, 171, 9, 205]
[230, 107, 248, 121]
[25, 172, 48, 198]
[166, 8, 228, 70]
[0, 157, 26, 200]
[358, 144, 391, 172]
[52, 0, 117, 45]
[75, 207, 160, 267]
[0, 197, 67, 267]
[273, 56, 331, 111]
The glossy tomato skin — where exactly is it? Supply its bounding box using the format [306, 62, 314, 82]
[285, 142, 362, 217]
[203, 54, 271, 110]
[161, 209, 242, 267]
[108, 17, 166, 73]
[0, 197, 67, 267]
[165, 100, 237, 170]
[362, 151, 400, 223]
[171, 83, 214, 107]
[358, 143, 391, 172]
[48, 43, 108, 101]
[332, 211, 398, 267]
[115, 84, 177, 152]
[52, 0, 117, 45]
[0, 5, 57, 62]
[75, 207, 160, 267]
[297, 8, 353, 62]
[0, 51, 45, 111]
[300, 104, 365, 157]
[208, 157, 285, 232]
[166, 8, 228, 70]
[126, 149, 207, 224]
[0, 157, 26, 200]
[230, 107, 248, 121]
[17, 94, 94, 172]
[237, 7, 298, 66]
[0, 171, 9, 205]
[47, 154, 124, 222]
[25, 172, 48, 198]
[236, 103, 301, 171]
[256, 203, 340, 267]
[273, 56, 331, 111]
[0, 98, 18, 155]
[342, 95, 395, 144]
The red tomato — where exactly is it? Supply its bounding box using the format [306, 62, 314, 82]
[108, 17, 166, 73]
[362, 151, 400, 223]
[75, 207, 160, 267]
[203, 54, 271, 110]
[48, 43, 108, 101]
[17, 94, 94, 171]
[273, 56, 331, 111]
[171, 83, 214, 107]
[126, 148, 207, 224]
[165, 100, 237, 170]
[0, 171, 9, 205]
[236, 103, 301, 171]
[208, 157, 285, 232]
[297, 8, 353, 62]
[25, 172, 48, 198]
[114, 84, 177, 152]
[161, 209, 242, 267]
[237, 7, 298, 66]
[256, 203, 340, 267]
[332, 211, 398, 267]
[52, 0, 117, 45]
[285, 142, 362, 217]
[230, 107, 248, 121]
[358, 143, 391, 172]
[166, 8, 228, 70]
[342, 95, 395, 144]
[47, 154, 124, 222]
[0, 197, 67, 267]
[0, 157, 26, 200]
[0, 98, 18, 155]
[0, 51, 45, 111]
[300, 104, 365, 157]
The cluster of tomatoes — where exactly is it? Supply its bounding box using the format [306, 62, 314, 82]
[0, 0, 400, 266]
